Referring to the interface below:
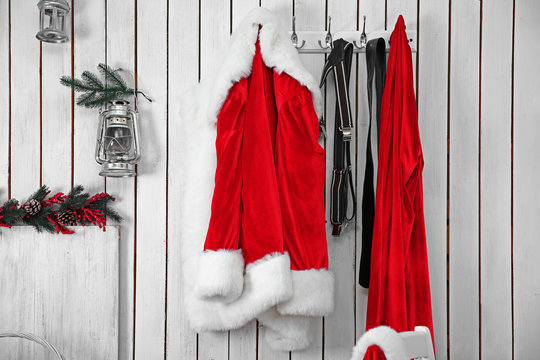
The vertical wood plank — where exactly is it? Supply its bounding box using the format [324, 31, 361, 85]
[134, 0, 168, 358]
[448, 0, 480, 358]
[480, 0, 513, 358]
[72, 0, 106, 193]
[386, 0, 417, 31]
[323, 1, 358, 359]
[10, 0, 40, 197]
[0, 0, 9, 191]
[0, 226, 119, 360]
[514, 0, 540, 358]
[105, 1, 137, 359]
[290, 1, 325, 360]
[355, 0, 386, 339]
[41, 4, 72, 190]
[417, 0, 449, 358]
[166, 0, 199, 357]
[198, 0, 231, 358]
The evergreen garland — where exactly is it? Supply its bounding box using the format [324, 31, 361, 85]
[60, 63, 152, 108]
[0, 185, 121, 234]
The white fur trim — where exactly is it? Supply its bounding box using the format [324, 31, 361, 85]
[194, 249, 244, 303]
[187, 252, 293, 331]
[258, 307, 314, 351]
[277, 269, 334, 316]
[351, 326, 409, 360]
[206, 7, 323, 126]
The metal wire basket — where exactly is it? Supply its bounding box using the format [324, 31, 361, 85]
[0, 332, 64, 360]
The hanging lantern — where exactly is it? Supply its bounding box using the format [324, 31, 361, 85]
[36, 0, 70, 44]
[95, 100, 141, 177]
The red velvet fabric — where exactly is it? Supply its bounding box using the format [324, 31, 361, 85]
[204, 40, 328, 270]
[365, 16, 435, 358]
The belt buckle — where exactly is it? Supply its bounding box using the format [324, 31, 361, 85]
[340, 126, 352, 141]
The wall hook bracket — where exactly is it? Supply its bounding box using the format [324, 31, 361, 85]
[353, 15, 368, 49]
[290, 16, 306, 49]
[318, 16, 333, 49]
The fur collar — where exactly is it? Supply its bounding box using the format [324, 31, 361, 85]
[206, 7, 323, 124]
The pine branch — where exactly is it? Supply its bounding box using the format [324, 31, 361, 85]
[76, 91, 97, 107]
[89, 196, 122, 223]
[29, 185, 49, 202]
[60, 76, 102, 92]
[98, 63, 127, 89]
[61, 64, 152, 108]
[23, 214, 56, 233]
[0, 199, 25, 225]
[61, 185, 89, 210]
[0, 185, 121, 234]
[102, 207, 122, 223]
[81, 71, 104, 89]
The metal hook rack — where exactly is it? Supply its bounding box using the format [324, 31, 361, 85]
[353, 15, 368, 50]
[317, 16, 333, 50]
[290, 16, 306, 49]
[289, 15, 417, 54]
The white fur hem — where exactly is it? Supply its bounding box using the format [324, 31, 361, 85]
[277, 269, 335, 316]
[187, 252, 293, 331]
[258, 307, 314, 351]
[351, 326, 409, 360]
[194, 249, 244, 303]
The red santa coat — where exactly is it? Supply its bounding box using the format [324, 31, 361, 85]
[365, 15, 435, 358]
[178, 8, 334, 351]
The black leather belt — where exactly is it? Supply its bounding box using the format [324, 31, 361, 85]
[320, 39, 356, 237]
[359, 38, 386, 288]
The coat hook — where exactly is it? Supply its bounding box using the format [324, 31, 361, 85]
[291, 16, 306, 49]
[353, 15, 367, 49]
[318, 16, 333, 49]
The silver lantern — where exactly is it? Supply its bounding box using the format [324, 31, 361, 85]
[36, 0, 70, 43]
[95, 100, 141, 177]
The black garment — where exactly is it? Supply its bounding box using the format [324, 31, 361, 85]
[359, 38, 386, 288]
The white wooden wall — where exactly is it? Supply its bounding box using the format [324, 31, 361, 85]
[0, 226, 119, 360]
[0, 0, 538, 359]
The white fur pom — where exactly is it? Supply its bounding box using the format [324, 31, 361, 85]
[351, 326, 409, 360]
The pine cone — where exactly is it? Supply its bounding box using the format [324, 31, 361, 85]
[24, 199, 41, 216]
[58, 210, 76, 226]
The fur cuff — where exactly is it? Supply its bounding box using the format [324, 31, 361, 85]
[242, 252, 293, 307]
[187, 252, 293, 331]
[276, 269, 334, 316]
[194, 250, 244, 303]
[258, 307, 313, 351]
[351, 326, 409, 360]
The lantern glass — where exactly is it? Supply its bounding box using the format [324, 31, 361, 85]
[95, 100, 141, 178]
[36, 0, 70, 44]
